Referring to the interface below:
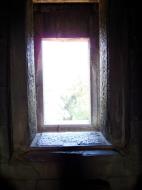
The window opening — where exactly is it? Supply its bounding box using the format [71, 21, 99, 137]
[29, 2, 112, 148]
[42, 38, 91, 126]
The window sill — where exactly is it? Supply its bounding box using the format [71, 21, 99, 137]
[12, 132, 116, 162]
[31, 131, 111, 149]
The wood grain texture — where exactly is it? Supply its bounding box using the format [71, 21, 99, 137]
[33, 0, 99, 3]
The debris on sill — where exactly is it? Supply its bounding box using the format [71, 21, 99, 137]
[31, 131, 111, 147]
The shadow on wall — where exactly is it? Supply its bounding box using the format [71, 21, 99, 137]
[134, 175, 142, 190]
[60, 179, 111, 190]
[59, 157, 111, 190]
[0, 157, 111, 190]
[0, 175, 16, 190]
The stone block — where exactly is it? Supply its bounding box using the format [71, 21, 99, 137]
[36, 180, 60, 190]
[0, 87, 8, 126]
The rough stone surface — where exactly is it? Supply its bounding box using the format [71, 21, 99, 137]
[31, 132, 111, 147]
[33, 0, 99, 3]
[0, 1, 142, 190]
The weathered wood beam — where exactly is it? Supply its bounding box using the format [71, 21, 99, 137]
[33, 0, 99, 3]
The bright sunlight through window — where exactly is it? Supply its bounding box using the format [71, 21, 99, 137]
[42, 38, 91, 125]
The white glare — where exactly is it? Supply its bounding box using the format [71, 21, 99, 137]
[42, 38, 91, 125]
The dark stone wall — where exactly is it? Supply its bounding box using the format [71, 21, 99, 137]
[0, 1, 142, 190]
[0, 1, 10, 161]
[129, 1, 142, 183]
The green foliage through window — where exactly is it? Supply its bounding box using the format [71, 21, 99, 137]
[60, 80, 90, 121]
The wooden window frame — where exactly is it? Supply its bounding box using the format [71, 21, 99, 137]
[9, 0, 129, 154]
[33, 3, 100, 132]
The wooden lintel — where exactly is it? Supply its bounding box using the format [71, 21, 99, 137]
[33, 0, 99, 3]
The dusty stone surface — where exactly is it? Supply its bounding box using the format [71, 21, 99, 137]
[31, 132, 111, 147]
[33, 0, 99, 3]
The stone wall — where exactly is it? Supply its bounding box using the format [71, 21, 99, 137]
[0, 1, 142, 190]
[0, 1, 10, 162]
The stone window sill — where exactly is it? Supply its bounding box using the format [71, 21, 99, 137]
[31, 131, 111, 148]
[12, 132, 117, 162]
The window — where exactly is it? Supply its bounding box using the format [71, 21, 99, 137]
[10, 0, 129, 153]
[34, 3, 100, 133]
[27, 2, 112, 147]
[42, 38, 91, 126]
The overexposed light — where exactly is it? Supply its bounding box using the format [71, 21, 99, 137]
[42, 38, 91, 125]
